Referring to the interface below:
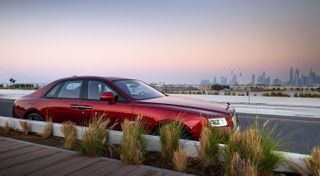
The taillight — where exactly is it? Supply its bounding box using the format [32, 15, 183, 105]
[225, 116, 233, 128]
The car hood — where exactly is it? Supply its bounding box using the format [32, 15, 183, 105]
[137, 95, 230, 114]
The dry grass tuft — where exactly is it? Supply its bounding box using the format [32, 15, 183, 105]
[159, 122, 182, 159]
[4, 121, 11, 134]
[199, 125, 220, 167]
[224, 123, 283, 176]
[81, 113, 112, 156]
[229, 152, 257, 176]
[41, 121, 53, 139]
[120, 118, 145, 165]
[19, 121, 29, 135]
[304, 146, 320, 176]
[61, 121, 76, 149]
[291, 146, 320, 176]
[173, 147, 188, 172]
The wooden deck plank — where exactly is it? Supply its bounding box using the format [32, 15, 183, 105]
[46, 157, 101, 176]
[28, 155, 89, 176]
[141, 169, 166, 176]
[0, 145, 42, 160]
[0, 138, 193, 176]
[68, 160, 114, 176]
[0, 151, 62, 175]
[86, 160, 123, 176]
[124, 166, 155, 176]
[0, 139, 17, 145]
[106, 164, 137, 176]
[0, 142, 28, 153]
[3, 151, 76, 175]
[0, 148, 58, 170]
[163, 172, 190, 176]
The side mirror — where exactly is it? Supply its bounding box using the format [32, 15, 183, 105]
[100, 92, 116, 103]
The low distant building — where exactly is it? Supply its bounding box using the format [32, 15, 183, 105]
[272, 78, 282, 86]
[11, 84, 35, 89]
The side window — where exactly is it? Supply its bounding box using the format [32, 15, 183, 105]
[57, 80, 83, 99]
[87, 80, 126, 102]
[88, 80, 113, 100]
[45, 83, 61, 98]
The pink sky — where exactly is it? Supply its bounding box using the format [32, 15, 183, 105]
[0, 1, 319, 83]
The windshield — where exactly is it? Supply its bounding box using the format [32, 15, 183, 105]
[113, 80, 165, 100]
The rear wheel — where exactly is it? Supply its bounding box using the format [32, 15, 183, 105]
[26, 113, 43, 121]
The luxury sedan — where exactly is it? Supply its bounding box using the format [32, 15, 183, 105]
[12, 76, 238, 139]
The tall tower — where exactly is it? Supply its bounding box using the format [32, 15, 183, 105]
[290, 67, 294, 85]
[294, 69, 300, 85]
[251, 74, 256, 85]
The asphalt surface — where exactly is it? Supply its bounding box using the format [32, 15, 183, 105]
[0, 98, 319, 154]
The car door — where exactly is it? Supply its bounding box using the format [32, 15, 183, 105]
[81, 80, 134, 129]
[46, 80, 84, 124]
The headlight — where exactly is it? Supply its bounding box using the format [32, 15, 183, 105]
[208, 118, 228, 127]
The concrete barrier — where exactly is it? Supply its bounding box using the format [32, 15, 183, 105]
[0, 116, 309, 173]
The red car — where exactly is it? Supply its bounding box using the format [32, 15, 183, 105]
[12, 76, 238, 139]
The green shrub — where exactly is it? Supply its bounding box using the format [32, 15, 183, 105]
[160, 122, 182, 159]
[263, 92, 290, 97]
[80, 114, 111, 156]
[229, 152, 258, 176]
[120, 118, 146, 165]
[61, 121, 76, 149]
[173, 147, 188, 172]
[199, 125, 221, 167]
[290, 146, 320, 176]
[4, 121, 11, 134]
[41, 121, 53, 139]
[19, 121, 29, 135]
[224, 123, 283, 176]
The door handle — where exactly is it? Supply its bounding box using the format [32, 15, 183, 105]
[79, 105, 92, 110]
[70, 105, 92, 110]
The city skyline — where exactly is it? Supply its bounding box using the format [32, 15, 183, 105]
[205, 67, 320, 86]
[1, 0, 320, 84]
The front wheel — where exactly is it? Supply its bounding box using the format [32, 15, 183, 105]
[153, 123, 194, 140]
[26, 113, 43, 121]
[181, 128, 193, 140]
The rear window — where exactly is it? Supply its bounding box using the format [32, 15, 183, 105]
[57, 80, 83, 99]
[45, 83, 61, 98]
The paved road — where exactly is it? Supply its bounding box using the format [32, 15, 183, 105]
[0, 99, 319, 154]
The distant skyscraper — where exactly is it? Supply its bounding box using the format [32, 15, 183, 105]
[257, 71, 269, 85]
[294, 69, 300, 85]
[273, 78, 282, 85]
[220, 76, 228, 85]
[301, 74, 308, 85]
[290, 67, 294, 85]
[230, 74, 238, 85]
[251, 74, 256, 85]
[220, 76, 225, 85]
[308, 68, 316, 85]
[286, 67, 319, 86]
[212, 77, 217, 84]
[266, 77, 270, 85]
[239, 73, 242, 85]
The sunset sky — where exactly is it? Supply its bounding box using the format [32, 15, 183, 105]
[1, 0, 320, 84]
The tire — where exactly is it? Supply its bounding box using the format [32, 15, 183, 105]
[181, 128, 193, 140]
[26, 113, 43, 121]
[153, 123, 194, 140]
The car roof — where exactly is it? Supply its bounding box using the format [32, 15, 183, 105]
[58, 76, 135, 82]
